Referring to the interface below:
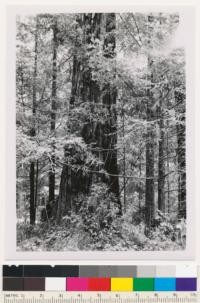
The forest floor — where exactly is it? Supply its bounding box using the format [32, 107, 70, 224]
[17, 215, 186, 252]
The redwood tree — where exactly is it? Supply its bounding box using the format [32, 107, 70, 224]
[56, 13, 121, 222]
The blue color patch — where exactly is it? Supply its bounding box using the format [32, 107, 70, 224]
[154, 278, 176, 291]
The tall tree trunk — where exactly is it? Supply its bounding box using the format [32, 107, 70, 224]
[29, 162, 35, 225]
[122, 99, 126, 212]
[29, 18, 38, 225]
[157, 98, 165, 212]
[34, 160, 39, 209]
[145, 54, 155, 229]
[138, 148, 142, 212]
[102, 13, 120, 211]
[56, 14, 102, 222]
[49, 18, 58, 206]
[166, 122, 170, 213]
[56, 13, 121, 221]
[175, 90, 186, 219]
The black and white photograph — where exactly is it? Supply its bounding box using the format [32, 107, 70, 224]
[16, 11, 188, 252]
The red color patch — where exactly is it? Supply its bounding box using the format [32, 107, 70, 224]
[88, 278, 111, 291]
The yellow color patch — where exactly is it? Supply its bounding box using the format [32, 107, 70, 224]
[111, 278, 133, 291]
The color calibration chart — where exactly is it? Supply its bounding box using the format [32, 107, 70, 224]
[1, 265, 199, 303]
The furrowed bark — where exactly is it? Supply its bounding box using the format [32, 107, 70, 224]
[57, 13, 121, 221]
[56, 14, 102, 221]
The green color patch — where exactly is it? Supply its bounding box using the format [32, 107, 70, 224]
[134, 278, 154, 291]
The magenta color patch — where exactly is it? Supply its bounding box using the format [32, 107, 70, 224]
[66, 278, 89, 291]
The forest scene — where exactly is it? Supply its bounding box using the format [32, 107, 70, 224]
[16, 12, 186, 251]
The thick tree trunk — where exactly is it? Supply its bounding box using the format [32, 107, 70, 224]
[157, 99, 165, 212]
[49, 18, 58, 206]
[102, 13, 120, 211]
[56, 14, 102, 221]
[175, 90, 186, 219]
[145, 55, 155, 229]
[56, 13, 121, 221]
[29, 18, 38, 225]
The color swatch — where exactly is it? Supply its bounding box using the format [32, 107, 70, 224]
[67, 278, 88, 291]
[154, 278, 176, 291]
[134, 278, 154, 291]
[45, 278, 66, 291]
[23, 278, 45, 291]
[88, 278, 110, 291]
[176, 278, 197, 291]
[2, 265, 198, 292]
[111, 278, 133, 291]
[3, 277, 197, 291]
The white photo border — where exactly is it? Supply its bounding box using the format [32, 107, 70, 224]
[5, 4, 196, 260]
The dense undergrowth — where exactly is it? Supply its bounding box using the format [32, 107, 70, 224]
[17, 184, 186, 251]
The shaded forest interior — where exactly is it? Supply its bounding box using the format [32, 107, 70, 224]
[16, 13, 186, 251]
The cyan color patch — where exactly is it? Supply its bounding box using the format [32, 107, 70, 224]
[154, 278, 176, 291]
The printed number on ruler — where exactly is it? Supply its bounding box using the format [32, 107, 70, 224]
[1, 292, 199, 303]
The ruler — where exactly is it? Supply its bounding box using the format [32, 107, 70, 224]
[1, 292, 199, 303]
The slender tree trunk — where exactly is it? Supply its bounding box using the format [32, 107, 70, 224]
[166, 125, 170, 213]
[138, 149, 142, 212]
[29, 18, 38, 225]
[102, 13, 121, 211]
[145, 106, 155, 227]
[122, 102, 126, 212]
[157, 98, 165, 212]
[166, 99, 171, 213]
[30, 162, 35, 225]
[34, 160, 39, 209]
[175, 90, 186, 219]
[49, 18, 58, 206]
[56, 165, 68, 223]
[145, 54, 155, 229]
